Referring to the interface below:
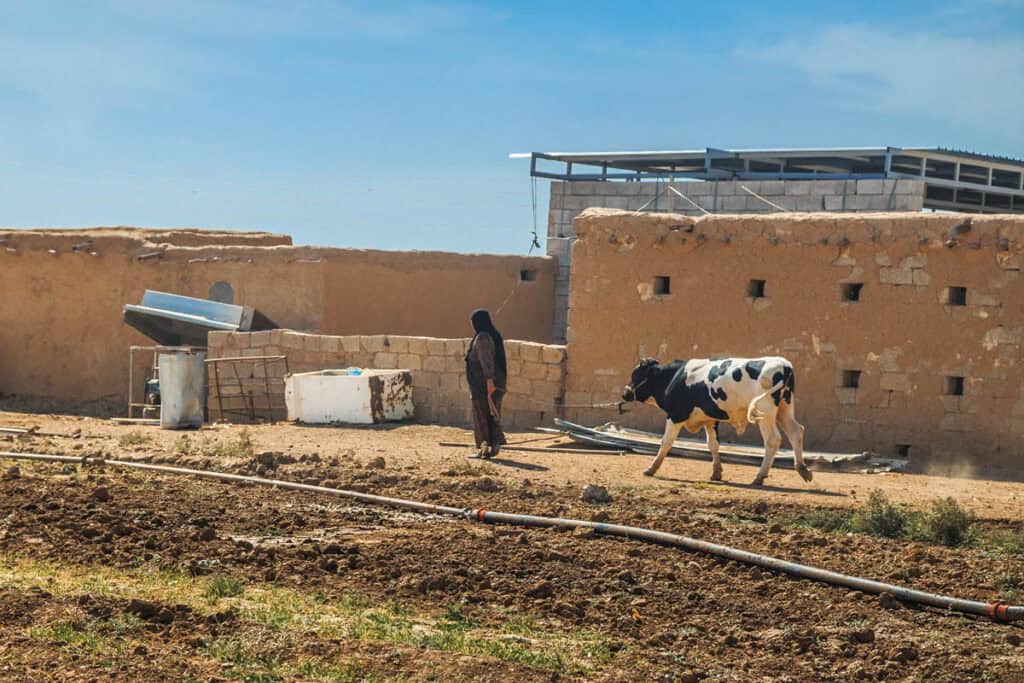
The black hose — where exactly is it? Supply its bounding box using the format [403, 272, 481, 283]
[2, 451, 1020, 622]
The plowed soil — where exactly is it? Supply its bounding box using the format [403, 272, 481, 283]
[0, 411, 1021, 682]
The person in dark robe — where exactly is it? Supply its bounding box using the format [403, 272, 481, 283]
[465, 308, 507, 458]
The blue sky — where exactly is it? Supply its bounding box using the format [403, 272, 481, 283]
[2, 1, 1021, 254]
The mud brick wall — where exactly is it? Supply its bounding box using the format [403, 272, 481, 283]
[207, 330, 567, 429]
[546, 179, 926, 341]
[0, 227, 555, 405]
[563, 208, 1024, 468]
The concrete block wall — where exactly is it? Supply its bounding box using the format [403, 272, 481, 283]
[546, 179, 926, 341]
[207, 330, 567, 429]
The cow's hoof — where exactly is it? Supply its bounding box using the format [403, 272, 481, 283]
[797, 465, 813, 482]
[751, 477, 765, 487]
[643, 469, 657, 477]
[710, 471, 722, 482]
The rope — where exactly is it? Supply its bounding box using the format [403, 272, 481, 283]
[493, 177, 543, 319]
[740, 185, 788, 212]
[668, 186, 712, 215]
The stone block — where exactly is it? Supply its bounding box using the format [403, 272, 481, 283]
[759, 180, 786, 196]
[857, 179, 885, 194]
[426, 339, 446, 355]
[405, 337, 427, 355]
[912, 269, 931, 286]
[339, 336, 361, 353]
[444, 339, 464, 355]
[387, 337, 409, 353]
[546, 365, 564, 382]
[280, 333, 303, 350]
[413, 372, 439, 389]
[968, 291, 999, 307]
[809, 180, 846, 195]
[372, 352, 397, 368]
[720, 195, 747, 211]
[784, 181, 811, 196]
[795, 196, 824, 212]
[895, 179, 923, 195]
[398, 354, 422, 370]
[445, 356, 464, 373]
[522, 363, 548, 380]
[879, 268, 914, 285]
[423, 356, 445, 373]
[439, 373, 461, 393]
[823, 195, 846, 211]
[208, 331, 231, 349]
[898, 254, 928, 269]
[541, 345, 565, 364]
[248, 330, 272, 347]
[321, 335, 340, 353]
[362, 336, 387, 353]
[867, 195, 894, 210]
[518, 343, 542, 362]
[505, 359, 523, 377]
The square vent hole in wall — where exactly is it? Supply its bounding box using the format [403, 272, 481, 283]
[946, 286, 967, 306]
[520, 269, 538, 282]
[747, 279, 766, 299]
[895, 444, 911, 458]
[842, 370, 862, 389]
[841, 283, 863, 302]
[653, 276, 671, 296]
[945, 376, 965, 396]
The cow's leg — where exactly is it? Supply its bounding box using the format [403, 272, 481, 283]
[706, 423, 722, 481]
[752, 409, 782, 486]
[644, 419, 683, 477]
[778, 399, 811, 482]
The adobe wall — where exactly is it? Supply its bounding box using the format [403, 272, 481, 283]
[207, 330, 566, 429]
[546, 179, 927, 341]
[318, 249, 554, 342]
[563, 209, 1024, 468]
[0, 229, 555, 406]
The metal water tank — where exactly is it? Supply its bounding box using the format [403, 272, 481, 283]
[158, 349, 206, 429]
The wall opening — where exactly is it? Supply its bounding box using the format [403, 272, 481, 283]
[209, 281, 234, 304]
[945, 376, 965, 396]
[747, 279, 766, 299]
[841, 283, 863, 302]
[895, 444, 911, 458]
[946, 286, 967, 306]
[653, 276, 671, 296]
[842, 370, 862, 389]
[519, 269, 538, 282]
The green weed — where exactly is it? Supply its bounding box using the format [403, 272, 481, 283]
[205, 575, 245, 603]
[850, 490, 912, 538]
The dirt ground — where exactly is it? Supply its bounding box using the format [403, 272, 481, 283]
[1, 410, 1022, 682]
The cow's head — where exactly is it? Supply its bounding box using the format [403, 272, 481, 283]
[622, 358, 660, 403]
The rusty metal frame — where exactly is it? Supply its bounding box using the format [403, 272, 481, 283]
[205, 355, 289, 423]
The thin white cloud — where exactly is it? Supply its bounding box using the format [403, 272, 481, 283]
[754, 24, 1024, 146]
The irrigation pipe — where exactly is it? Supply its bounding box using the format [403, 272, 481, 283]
[2, 450, 1021, 623]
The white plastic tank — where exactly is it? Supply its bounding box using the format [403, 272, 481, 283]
[158, 349, 206, 429]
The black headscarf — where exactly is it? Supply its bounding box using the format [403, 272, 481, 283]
[468, 308, 507, 377]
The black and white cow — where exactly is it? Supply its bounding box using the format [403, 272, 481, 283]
[621, 357, 811, 486]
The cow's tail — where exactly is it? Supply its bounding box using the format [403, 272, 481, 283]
[747, 381, 784, 424]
